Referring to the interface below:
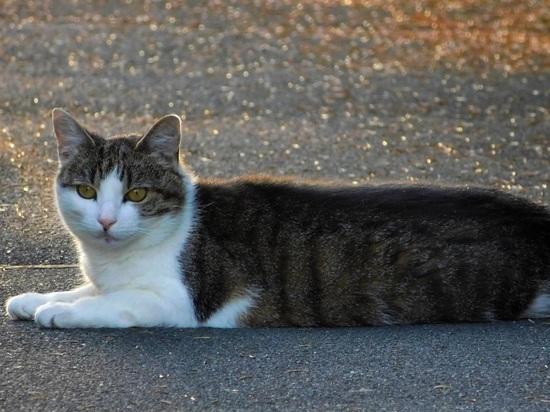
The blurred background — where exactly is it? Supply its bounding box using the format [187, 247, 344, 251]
[0, 0, 548, 265]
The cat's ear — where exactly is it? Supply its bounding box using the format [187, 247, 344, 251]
[136, 114, 182, 170]
[52, 108, 96, 165]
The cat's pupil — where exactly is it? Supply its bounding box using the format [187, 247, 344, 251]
[76, 185, 96, 200]
[126, 187, 148, 203]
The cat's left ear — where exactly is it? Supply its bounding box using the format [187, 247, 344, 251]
[52, 108, 97, 166]
[136, 114, 182, 170]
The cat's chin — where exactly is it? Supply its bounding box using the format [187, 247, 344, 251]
[77, 231, 133, 250]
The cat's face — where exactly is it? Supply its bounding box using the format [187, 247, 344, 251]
[52, 109, 188, 250]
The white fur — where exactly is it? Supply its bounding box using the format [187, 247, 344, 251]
[6, 284, 97, 321]
[521, 293, 550, 319]
[204, 294, 256, 328]
[56, 170, 146, 250]
[6, 171, 201, 328]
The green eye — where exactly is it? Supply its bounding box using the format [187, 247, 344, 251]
[76, 185, 96, 200]
[126, 187, 148, 202]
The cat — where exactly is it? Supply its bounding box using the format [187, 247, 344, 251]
[5, 109, 550, 328]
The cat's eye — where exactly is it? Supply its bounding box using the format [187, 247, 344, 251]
[76, 185, 97, 200]
[125, 187, 148, 202]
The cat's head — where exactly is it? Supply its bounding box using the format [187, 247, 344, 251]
[52, 109, 193, 250]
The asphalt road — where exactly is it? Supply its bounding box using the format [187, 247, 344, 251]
[0, 1, 548, 410]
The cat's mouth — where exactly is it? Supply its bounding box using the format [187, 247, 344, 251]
[104, 235, 116, 243]
[86, 227, 133, 247]
[97, 231, 120, 244]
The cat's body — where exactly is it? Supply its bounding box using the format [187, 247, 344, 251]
[6, 110, 550, 328]
[187, 178, 550, 327]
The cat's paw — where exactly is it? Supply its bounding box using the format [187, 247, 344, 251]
[6, 293, 49, 320]
[35, 302, 77, 328]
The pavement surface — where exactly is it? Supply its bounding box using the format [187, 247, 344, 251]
[0, 0, 549, 410]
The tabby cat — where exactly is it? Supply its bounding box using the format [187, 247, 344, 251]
[5, 109, 550, 328]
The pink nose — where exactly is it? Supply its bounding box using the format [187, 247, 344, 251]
[98, 217, 117, 231]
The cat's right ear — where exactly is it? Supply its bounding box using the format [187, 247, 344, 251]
[136, 114, 182, 171]
[52, 108, 96, 165]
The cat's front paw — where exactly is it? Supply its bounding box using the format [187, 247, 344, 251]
[35, 302, 77, 328]
[6, 293, 49, 320]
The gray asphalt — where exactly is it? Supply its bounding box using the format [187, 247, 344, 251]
[0, 1, 549, 410]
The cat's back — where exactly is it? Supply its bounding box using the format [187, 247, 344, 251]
[195, 175, 549, 231]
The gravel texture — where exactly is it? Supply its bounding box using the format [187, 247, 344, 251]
[0, 1, 548, 410]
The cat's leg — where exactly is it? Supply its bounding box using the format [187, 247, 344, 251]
[6, 283, 97, 321]
[520, 293, 550, 319]
[33, 289, 197, 328]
